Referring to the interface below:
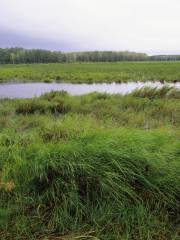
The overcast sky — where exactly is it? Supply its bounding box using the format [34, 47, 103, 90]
[0, 0, 180, 54]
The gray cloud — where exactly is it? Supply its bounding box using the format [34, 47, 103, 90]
[0, 29, 80, 51]
[0, 0, 180, 54]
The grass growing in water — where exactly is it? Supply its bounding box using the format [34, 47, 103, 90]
[1, 62, 180, 83]
[0, 89, 180, 240]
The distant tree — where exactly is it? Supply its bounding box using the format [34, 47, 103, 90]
[0, 48, 180, 64]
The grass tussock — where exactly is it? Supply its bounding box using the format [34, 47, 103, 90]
[0, 90, 180, 240]
[15, 100, 49, 114]
[131, 86, 180, 99]
[16, 97, 71, 115]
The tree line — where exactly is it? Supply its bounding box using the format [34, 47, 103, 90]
[0, 48, 180, 64]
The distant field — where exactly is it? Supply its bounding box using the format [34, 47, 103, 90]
[0, 61, 180, 83]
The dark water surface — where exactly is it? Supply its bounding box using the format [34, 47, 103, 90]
[0, 82, 180, 98]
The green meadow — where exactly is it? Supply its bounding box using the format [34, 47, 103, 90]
[0, 87, 180, 239]
[0, 61, 180, 83]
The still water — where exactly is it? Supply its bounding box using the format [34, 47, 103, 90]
[0, 81, 180, 98]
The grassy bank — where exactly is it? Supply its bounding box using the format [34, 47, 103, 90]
[0, 88, 180, 240]
[0, 62, 180, 83]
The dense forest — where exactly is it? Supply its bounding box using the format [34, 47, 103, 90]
[0, 48, 180, 64]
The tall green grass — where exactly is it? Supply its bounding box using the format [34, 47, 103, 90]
[0, 90, 180, 239]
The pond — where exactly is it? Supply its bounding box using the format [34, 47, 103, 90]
[0, 81, 180, 98]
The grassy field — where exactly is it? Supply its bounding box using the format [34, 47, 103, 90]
[0, 61, 180, 83]
[0, 87, 180, 240]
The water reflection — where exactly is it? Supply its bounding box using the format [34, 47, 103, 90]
[0, 81, 180, 98]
